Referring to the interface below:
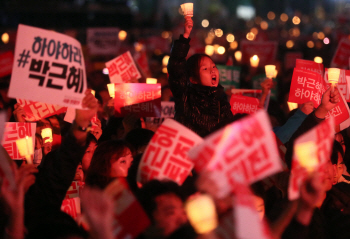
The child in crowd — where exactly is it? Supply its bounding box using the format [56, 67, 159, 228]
[167, 17, 234, 137]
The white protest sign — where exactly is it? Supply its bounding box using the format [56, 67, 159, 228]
[137, 119, 203, 185]
[188, 110, 282, 198]
[9, 24, 87, 109]
[105, 51, 142, 83]
[288, 117, 334, 200]
[17, 99, 67, 121]
[86, 27, 120, 56]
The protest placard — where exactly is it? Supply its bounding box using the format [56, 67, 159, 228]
[138, 119, 203, 185]
[0, 51, 14, 78]
[324, 68, 350, 102]
[104, 178, 150, 239]
[1, 122, 36, 160]
[188, 110, 281, 198]
[86, 27, 120, 56]
[240, 41, 277, 65]
[216, 65, 240, 89]
[61, 197, 81, 220]
[105, 51, 142, 83]
[114, 83, 161, 117]
[288, 117, 334, 200]
[144, 101, 175, 132]
[17, 99, 67, 121]
[65, 181, 85, 199]
[9, 24, 87, 109]
[296, 59, 324, 77]
[230, 95, 259, 115]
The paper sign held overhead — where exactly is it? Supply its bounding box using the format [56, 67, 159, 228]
[114, 83, 161, 117]
[188, 110, 281, 198]
[296, 59, 324, 77]
[324, 68, 350, 102]
[138, 119, 203, 185]
[288, 117, 334, 200]
[17, 99, 67, 122]
[9, 24, 87, 109]
[105, 51, 142, 83]
[1, 122, 36, 160]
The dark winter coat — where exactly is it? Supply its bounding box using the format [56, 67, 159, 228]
[167, 35, 234, 138]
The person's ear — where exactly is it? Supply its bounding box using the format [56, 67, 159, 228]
[189, 77, 197, 84]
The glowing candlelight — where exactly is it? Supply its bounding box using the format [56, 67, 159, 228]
[16, 136, 34, 164]
[265, 65, 276, 79]
[181, 3, 193, 17]
[146, 78, 157, 84]
[234, 51, 242, 62]
[107, 83, 115, 98]
[295, 141, 318, 173]
[41, 128, 53, 143]
[250, 55, 259, 68]
[185, 194, 218, 234]
[328, 68, 340, 92]
[287, 102, 298, 111]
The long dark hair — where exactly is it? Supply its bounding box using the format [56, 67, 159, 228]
[85, 139, 131, 189]
[186, 53, 211, 84]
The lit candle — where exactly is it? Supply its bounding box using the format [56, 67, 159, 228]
[185, 194, 218, 234]
[146, 78, 157, 84]
[234, 51, 242, 62]
[295, 141, 318, 173]
[181, 3, 193, 18]
[265, 65, 276, 79]
[16, 136, 34, 164]
[287, 102, 298, 111]
[41, 128, 53, 143]
[91, 90, 95, 96]
[328, 68, 340, 92]
[273, 69, 278, 78]
[250, 55, 259, 68]
[107, 83, 115, 98]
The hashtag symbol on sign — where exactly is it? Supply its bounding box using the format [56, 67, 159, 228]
[17, 50, 31, 68]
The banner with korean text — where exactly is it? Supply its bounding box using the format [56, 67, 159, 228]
[230, 95, 259, 115]
[17, 99, 67, 121]
[188, 110, 282, 198]
[288, 117, 334, 200]
[104, 179, 150, 239]
[138, 119, 203, 185]
[105, 51, 142, 83]
[296, 59, 324, 77]
[9, 24, 87, 109]
[114, 83, 161, 117]
[1, 122, 36, 159]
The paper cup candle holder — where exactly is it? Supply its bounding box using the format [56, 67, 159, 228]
[295, 141, 318, 173]
[250, 55, 259, 68]
[328, 68, 340, 92]
[265, 65, 276, 79]
[41, 127, 53, 143]
[181, 3, 193, 18]
[107, 83, 115, 98]
[16, 136, 34, 164]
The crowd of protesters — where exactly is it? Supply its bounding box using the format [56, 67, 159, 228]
[1, 14, 350, 239]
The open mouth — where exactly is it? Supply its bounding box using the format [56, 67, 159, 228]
[211, 76, 217, 85]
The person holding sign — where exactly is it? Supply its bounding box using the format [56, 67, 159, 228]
[23, 90, 98, 238]
[167, 14, 234, 137]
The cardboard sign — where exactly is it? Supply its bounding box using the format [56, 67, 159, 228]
[104, 179, 150, 239]
[61, 197, 81, 220]
[138, 119, 203, 185]
[188, 110, 281, 198]
[331, 38, 350, 69]
[114, 83, 161, 117]
[0, 51, 14, 78]
[105, 51, 142, 83]
[17, 99, 67, 121]
[288, 117, 334, 200]
[9, 24, 87, 109]
[288, 68, 325, 107]
[86, 27, 120, 56]
[240, 41, 277, 65]
[230, 95, 259, 115]
[324, 68, 350, 102]
[296, 59, 324, 77]
[216, 65, 240, 89]
[233, 183, 272, 239]
[65, 181, 85, 199]
[1, 122, 36, 159]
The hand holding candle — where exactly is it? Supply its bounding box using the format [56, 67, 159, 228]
[328, 68, 340, 93]
[250, 55, 259, 68]
[295, 141, 318, 173]
[265, 65, 276, 79]
[107, 83, 115, 98]
[41, 127, 53, 144]
[181, 3, 193, 18]
[16, 136, 34, 164]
